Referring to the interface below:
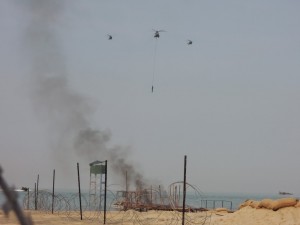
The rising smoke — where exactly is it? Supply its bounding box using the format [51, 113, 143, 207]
[22, 0, 145, 189]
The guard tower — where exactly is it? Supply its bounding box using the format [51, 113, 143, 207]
[89, 160, 107, 211]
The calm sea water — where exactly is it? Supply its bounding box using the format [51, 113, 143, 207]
[198, 192, 286, 210]
[1, 190, 298, 211]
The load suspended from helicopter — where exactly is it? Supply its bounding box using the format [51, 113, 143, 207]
[151, 29, 166, 93]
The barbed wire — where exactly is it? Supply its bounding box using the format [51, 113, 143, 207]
[20, 183, 211, 225]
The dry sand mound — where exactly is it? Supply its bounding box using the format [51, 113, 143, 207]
[211, 206, 300, 225]
[212, 198, 300, 225]
[239, 198, 298, 211]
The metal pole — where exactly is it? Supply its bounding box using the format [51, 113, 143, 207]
[178, 186, 181, 207]
[126, 171, 128, 193]
[27, 189, 29, 210]
[159, 185, 162, 205]
[175, 185, 177, 207]
[182, 155, 187, 225]
[104, 160, 108, 224]
[125, 170, 128, 209]
[150, 185, 152, 206]
[77, 163, 83, 220]
[36, 174, 39, 210]
[52, 169, 55, 214]
[34, 183, 37, 210]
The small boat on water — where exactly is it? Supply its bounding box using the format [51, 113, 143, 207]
[279, 191, 293, 195]
[14, 187, 30, 192]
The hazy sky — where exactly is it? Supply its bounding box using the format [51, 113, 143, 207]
[1, 0, 300, 194]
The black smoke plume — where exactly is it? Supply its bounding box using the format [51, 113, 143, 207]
[22, 0, 145, 188]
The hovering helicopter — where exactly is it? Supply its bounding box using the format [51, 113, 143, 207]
[187, 40, 193, 45]
[153, 29, 166, 38]
[107, 34, 112, 40]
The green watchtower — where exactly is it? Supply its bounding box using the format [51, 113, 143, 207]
[89, 160, 107, 213]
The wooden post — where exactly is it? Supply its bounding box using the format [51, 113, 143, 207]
[52, 169, 55, 214]
[182, 155, 187, 225]
[77, 163, 83, 220]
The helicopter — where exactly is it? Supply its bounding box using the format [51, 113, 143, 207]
[153, 29, 166, 38]
[107, 34, 112, 40]
[187, 40, 193, 45]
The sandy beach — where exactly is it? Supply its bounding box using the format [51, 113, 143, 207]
[2, 202, 300, 225]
